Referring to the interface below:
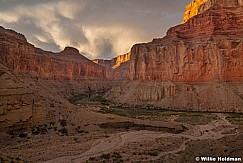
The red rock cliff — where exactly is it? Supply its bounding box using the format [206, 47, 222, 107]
[130, 0, 243, 82]
[93, 52, 131, 80]
[0, 26, 106, 80]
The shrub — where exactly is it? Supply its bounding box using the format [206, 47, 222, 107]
[112, 151, 122, 159]
[59, 119, 67, 127]
[148, 150, 158, 156]
[75, 126, 88, 134]
[58, 128, 68, 136]
[19, 132, 28, 138]
[100, 153, 110, 160]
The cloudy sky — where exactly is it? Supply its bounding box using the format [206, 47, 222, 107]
[0, 0, 191, 59]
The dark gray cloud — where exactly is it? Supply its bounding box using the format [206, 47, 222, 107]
[0, 0, 192, 59]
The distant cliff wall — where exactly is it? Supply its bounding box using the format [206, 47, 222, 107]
[93, 52, 130, 80]
[0, 26, 106, 81]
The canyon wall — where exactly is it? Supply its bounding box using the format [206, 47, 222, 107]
[0, 26, 106, 81]
[107, 0, 243, 112]
[130, 0, 243, 82]
[0, 63, 52, 131]
[93, 52, 131, 80]
[93, 52, 130, 70]
[182, 0, 243, 23]
[106, 81, 243, 112]
[182, 0, 207, 23]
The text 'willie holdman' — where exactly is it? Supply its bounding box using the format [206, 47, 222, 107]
[195, 156, 242, 162]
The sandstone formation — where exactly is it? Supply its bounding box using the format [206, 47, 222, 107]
[182, 0, 207, 23]
[106, 81, 243, 112]
[93, 52, 130, 80]
[0, 63, 51, 131]
[107, 0, 243, 112]
[0, 26, 106, 81]
[130, 0, 243, 82]
[93, 52, 130, 70]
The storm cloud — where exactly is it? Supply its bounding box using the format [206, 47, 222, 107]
[0, 0, 191, 59]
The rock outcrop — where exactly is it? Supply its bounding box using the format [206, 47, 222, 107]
[182, 0, 207, 23]
[0, 63, 51, 131]
[107, 0, 243, 112]
[93, 52, 130, 80]
[0, 26, 106, 81]
[106, 81, 243, 112]
[130, 0, 243, 82]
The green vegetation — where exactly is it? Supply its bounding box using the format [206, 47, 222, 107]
[73, 137, 79, 143]
[0, 156, 28, 163]
[68, 91, 110, 105]
[100, 153, 110, 160]
[87, 151, 123, 162]
[31, 124, 49, 135]
[227, 113, 243, 124]
[59, 119, 67, 127]
[58, 128, 68, 136]
[112, 151, 122, 159]
[75, 126, 88, 134]
[68, 93, 88, 104]
[92, 95, 110, 105]
[148, 150, 159, 156]
[19, 132, 28, 138]
[98, 107, 160, 118]
[89, 157, 96, 161]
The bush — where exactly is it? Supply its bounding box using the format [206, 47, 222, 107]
[59, 119, 67, 127]
[75, 126, 88, 134]
[112, 151, 122, 159]
[148, 150, 158, 156]
[89, 157, 96, 161]
[19, 132, 28, 138]
[100, 153, 110, 160]
[58, 128, 68, 136]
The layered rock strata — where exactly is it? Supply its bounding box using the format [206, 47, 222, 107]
[93, 52, 130, 80]
[0, 64, 51, 131]
[130, 0, 243, 82]
[106, 81, 243, 112]
[182, 0, 207, 23]
[0, 26, 106, 81]
[108, 0, 243, 112]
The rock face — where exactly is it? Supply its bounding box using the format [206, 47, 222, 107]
[182, 0, 207, 23]
[0, 63, 51, 131]
[93, 52, 130, 80]
[0, 26, 106, 81]
[130, 0, 243, 82]
[182, 0, 243, 23]
[107, 0, 243, 112]
[93, 52, 130, 70]
[106, 81, 243, 112]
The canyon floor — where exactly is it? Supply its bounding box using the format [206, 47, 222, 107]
[0, 92, 243, 163]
